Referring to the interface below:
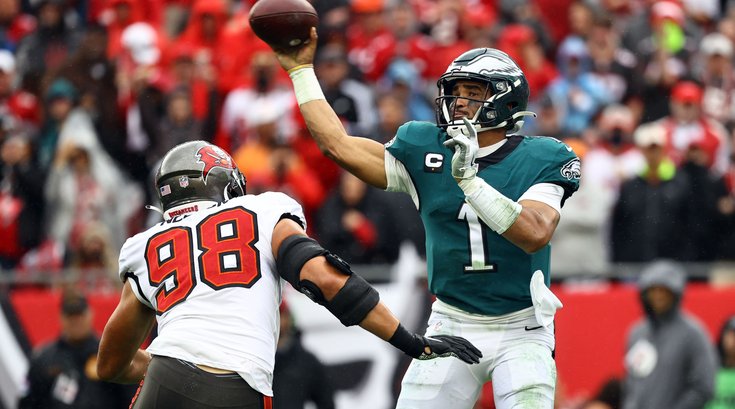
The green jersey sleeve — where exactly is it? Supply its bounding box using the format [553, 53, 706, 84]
[526, 136, 581, 207]
[385, 121, 444, 165]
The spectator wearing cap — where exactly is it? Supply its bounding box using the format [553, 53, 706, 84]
[645, 80, 730, 174]
[611, 123, 694, 262]
[706, 316, 735, 409]
[18, 290, 136, 409]
[630, 1, 700, 122]
[696, 32, 735, 130]
[103, 0, 163, 62]
[675, 113, 733, 261]
[622, 260, 717, 409]
[622, 0, 702, 60]
[37, 78, 79, 170]
[116, 21, 171, 182]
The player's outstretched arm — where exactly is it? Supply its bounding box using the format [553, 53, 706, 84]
[270, 28, 388, 189]
[272, 218, 481, 364]
[97, 281, 156, 383]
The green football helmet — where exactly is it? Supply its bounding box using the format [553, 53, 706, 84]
[436, 48, 536, 135]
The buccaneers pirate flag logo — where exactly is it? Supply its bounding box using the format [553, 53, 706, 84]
[196, 145, 235, 184]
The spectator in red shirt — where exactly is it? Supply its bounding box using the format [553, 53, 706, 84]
[346, 0, 395, 82]
[0, 50, 40, 131]
[177, 0, 228, 78]
[0, 0, 36, 52]
[642, 80, 730, 174]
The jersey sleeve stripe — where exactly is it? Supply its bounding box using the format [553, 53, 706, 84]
[124, 271, 154, 310]
[277, 213, 305, 229]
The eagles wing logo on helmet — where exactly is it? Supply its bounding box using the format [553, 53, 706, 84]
[196, 145, 235, 184]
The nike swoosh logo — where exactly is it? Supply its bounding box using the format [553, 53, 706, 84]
[524, 325, 543, 331]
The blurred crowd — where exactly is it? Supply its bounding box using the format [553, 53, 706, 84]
[0, 0, 734, 281]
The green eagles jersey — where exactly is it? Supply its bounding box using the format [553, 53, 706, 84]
[386, 121, 580, 315]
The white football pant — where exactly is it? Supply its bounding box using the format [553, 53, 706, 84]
[396, 301, 556, 409]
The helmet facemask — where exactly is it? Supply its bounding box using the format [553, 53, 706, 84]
[224, 169, 247, 200]
[435, 48, 537, 136]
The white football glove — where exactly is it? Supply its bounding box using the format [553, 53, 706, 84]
[443, 117, 479, 180]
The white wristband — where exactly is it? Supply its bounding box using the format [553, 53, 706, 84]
[458, 177, 522, 234]
[288, 65, 326, 105]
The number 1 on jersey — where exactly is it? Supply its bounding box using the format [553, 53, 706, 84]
[458, 203, 497, 272]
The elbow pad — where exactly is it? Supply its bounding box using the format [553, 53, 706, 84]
[276, 235, 379, 326]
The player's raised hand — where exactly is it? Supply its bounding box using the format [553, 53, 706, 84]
[417, 334, 482, 364]
[273, 27, 319, 72]
[443, 117, 479, 180]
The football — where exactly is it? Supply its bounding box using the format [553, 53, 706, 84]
[249, 0, 319, 50]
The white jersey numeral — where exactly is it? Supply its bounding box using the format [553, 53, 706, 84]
[458, 203, 497, 272]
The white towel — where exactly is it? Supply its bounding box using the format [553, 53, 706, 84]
[529, 270, 563, 327]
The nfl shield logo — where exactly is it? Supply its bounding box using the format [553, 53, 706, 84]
[179, 176, 189, 188]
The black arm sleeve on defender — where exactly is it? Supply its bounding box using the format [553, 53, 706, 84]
[325, 274, 379, 326]
[275, 235, 380, 326]
[276, 235, 326, 286]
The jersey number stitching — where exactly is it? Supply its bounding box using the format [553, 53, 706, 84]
[144, 207, 260, 314]
[458, 203, 497, 272]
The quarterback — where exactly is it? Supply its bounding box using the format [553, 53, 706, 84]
[271, 29, 580, 408]
[96, 141, 481, 408]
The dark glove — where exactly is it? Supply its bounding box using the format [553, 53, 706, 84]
[419, 334, 482, 363]
[388, 324, 482, 364]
